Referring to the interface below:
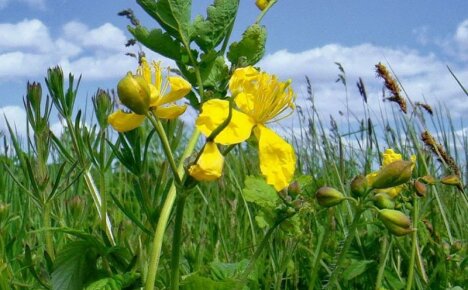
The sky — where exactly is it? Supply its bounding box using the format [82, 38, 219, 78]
[0, 0, 467, 138]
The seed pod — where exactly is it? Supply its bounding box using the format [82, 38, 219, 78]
[315, 186, 345, 207]
[350, 175, 368, 197]
[117, 72, 150, 115]
[420, 175, 436, 185]
[371, 160, 413, 189]
[378, 209, 413, 236]
[373, 192, 395, 209]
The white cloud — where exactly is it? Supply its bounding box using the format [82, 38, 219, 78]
[0, 106, 29, 138]
[454, 19, 468, 60]
[259, 43, 468, 119]
[0, 19, 137, 81]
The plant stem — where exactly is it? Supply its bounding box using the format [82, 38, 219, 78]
[324, 207, 364, 290]
[43, 201, 54, 259]
[144, 128, 200, 290]
[170, 194, 187, 290]
[236, 214, 293, 290]
[405, 198, 419, 290]
[309, 222, 329, 290]
[375, 236, 391, 290]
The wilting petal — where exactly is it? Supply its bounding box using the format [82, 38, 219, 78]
[108, 110, 145, 132]
[189, 142, 224, 181]
[196, 99, 255, 145]
[160, 76, 192, 105]
[154, 104, 187, 119]
[254, 125, 296, 191]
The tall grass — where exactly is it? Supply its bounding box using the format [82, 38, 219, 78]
[0, 64, 466, 290]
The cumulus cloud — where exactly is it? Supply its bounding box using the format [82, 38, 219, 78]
[0, 18, 136, 81]
[259, 43, 468, 119]
[0, 106, 29, 138]
[454, 19, 468, 60]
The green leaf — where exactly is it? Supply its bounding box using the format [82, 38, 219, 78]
[227, 24, 266, 66]
[342, 259, 374, 281]
[137, 0, 192, 43]
[129, 26, 184, 62]
[242, 176, 279, 209]
[209, 259, 248, 280]
[193, 0, 239, 51]
[199, 53, 229, 87]
[84, 273, 140, 290]
[181, 274, 240, 290]
[51, 241, 99, 290]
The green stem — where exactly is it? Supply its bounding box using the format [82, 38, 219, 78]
[255, 0, 277, 24]
[405, 199, 419, 290]
[144, 129, 200, 290]
[43, 201, 54, 259]
[325, 207, 364, 290]
[236, 214, 293, 290]
[375, 236, 391, 290]
[308, 222, 329, 290]
[170, 194, 187, 290]
[147, 112, 181, 185]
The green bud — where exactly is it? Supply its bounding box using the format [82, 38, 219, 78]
[26, 82, 42, 113]
[117, 72, 150, 115]
[440, 175, 461, 186]
[371, 160, 413, 189]
[93, 89, 112, 128]
[350, 175, 368, 197]
[315, 186, 345, 207]
[373, 192, 395, 209]
[420, 175, 436, 185]
[378, 209, 413, 236]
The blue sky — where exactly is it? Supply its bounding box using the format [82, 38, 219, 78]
[1, 0, 467, 137]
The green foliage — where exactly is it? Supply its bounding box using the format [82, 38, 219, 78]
[193, 0, 239, 51]
[129, 26, 185, 62]
[242, 175, 278, 209]
[84, 273, 140, 290]
[227, 24, 267, 66]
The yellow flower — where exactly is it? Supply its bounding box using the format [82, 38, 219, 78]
[188, 142, 224, 181]
[366, 149, 416, 198]
[108, 58, 192, 132]
[194, 67, 296, 191]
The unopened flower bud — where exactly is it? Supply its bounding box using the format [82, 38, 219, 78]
[26, 82, 42, 112]
[414, 180, 427, 197]
[315, 186, 345, 207]
[255, 0, 270, 10]
[93, 89, 112, 128]
[440, 175, 461, 186]
[288, 181, 301, 197]
[117, 72, 150, 115]
[378, 209, 413, 236]
[371, 160, 413, 189]
[350, 175, 368, 197]
[420, 175, 436, 185]
[373, 192, 395, 209]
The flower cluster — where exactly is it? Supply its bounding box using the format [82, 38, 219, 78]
[189, 66, 297, 191]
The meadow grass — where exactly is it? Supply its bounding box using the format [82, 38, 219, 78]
[0, 64, 466, 290]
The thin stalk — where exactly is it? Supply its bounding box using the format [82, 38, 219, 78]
[170, 194, 187, 290]
[99, 130, 108, 238]
[375, 236, 391, 290]
[147, 112, 181, 185]
[324, 207, 364, 290]
[43, 201, 54, 259]
[236, 214, 293, 290]
[144, 128, 200, 290]
[405, 199, 419, 290]
[309, 223, 329, 290]
[255, 0, 277, 24]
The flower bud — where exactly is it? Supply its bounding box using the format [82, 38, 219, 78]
[26, 82, 42, 113]
[67, 195, 85, 218]
[414, 180, 427, 197]
[315, 186, 345, 207]
[370, 160, 413, 189]
[288, 181, 301, 197]
[373, 192, 395, 209]
[350, 175, 368, 197]
[378, 209, 413, 236]
[117, 72, 150, 115]
[420, 175, 436, 185]
[440, 175, 461, 186]
[93, 89, 112, 128]
[256, 0, 270, 10]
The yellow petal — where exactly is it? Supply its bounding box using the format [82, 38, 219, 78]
[195, 99, 255, 145]
[188, 142, 224, 181]
[108, 110, 145, 132]
[382, 149, 402, 166]
[159, 76, 192, 105]
[154, 104, 187, 119]
[229, 66, 259, 96]
[254, 125, 296, 191]
[234, 92, 255, 113]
